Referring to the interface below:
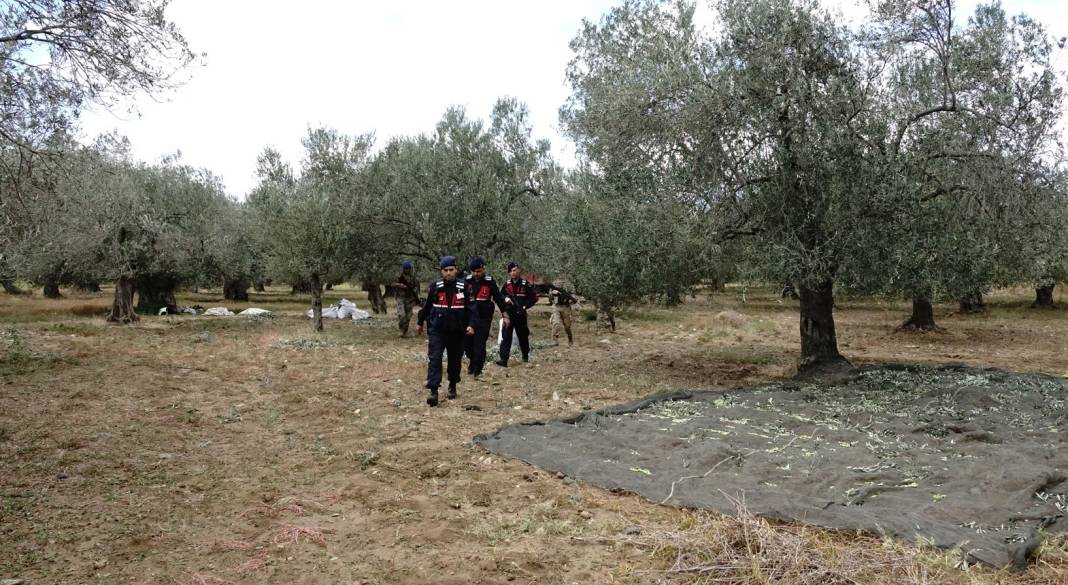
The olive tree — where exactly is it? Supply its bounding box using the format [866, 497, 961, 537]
[251, 129, 374, 331]
[564, 0, 873, 373]
[199, 201, 262, 301]
[539, 168, 709, 329]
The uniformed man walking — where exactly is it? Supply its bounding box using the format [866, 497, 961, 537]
[464, 256, 509, 377]
[495, 261, 538, 367]
[548, 284, 578, 346]
[417, 256, 476, 406]
[394, 261, 421, 337]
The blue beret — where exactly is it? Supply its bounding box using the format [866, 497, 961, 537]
[401, 261, 412, 270]
[439, 255, 457, 269]
[507, 261, 518, 271]
[468, 256, 484, 270]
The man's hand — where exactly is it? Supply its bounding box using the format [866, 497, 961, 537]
[504, 297, 513, 304]
[465, 326, 475, 336]
[503, 318, 510, 328]
[416, 324, 424, 336]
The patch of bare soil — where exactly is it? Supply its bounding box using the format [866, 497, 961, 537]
[1, 287, 1066, 584]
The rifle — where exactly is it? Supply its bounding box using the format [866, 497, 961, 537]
[503, 279, 524, 316]
[549, 285, 579, 305]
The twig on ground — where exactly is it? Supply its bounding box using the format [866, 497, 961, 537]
[661, 455, 739, 505]
[659, 449, 759, 506]
[271, 524, 326, 547]
[235, 553, 268, 574]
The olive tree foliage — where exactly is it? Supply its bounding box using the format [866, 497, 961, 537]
[1014, 166, 1068, 307]
[536, 168, 710, 329]
[839, 0, 1067, 326]
[13, 139, 229, 321]
[0, 0, 194, 196]
[562, 0, 1065, 372]
[0, 0, 194, 293]
[250, 129, 374, 331]
[363, 100, 561, 274]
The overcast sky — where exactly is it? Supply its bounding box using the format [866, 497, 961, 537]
[78, 0, 1067, 198]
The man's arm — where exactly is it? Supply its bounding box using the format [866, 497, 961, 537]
[465, 287, 479, 333]
[553, 286, 578, 304]
[489, 279, 509, 314]
[525, 281, 539, 310]
[416, 282, 435, 326]
[502, 281, 516, 308]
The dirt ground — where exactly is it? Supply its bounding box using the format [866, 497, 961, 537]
[2, 285, 1067, 584]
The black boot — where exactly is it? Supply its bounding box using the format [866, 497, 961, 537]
[447, 384, 457, 400]
[426, 388, 439, 407]
[522, 355, 529, 363]
[494, 359, 507, 368]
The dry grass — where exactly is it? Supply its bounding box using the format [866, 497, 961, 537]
[186, 574, 237, 585]
[234, 554, 268, 575]
[629, 499, 1068, 585]
[269, 525, 326, 547]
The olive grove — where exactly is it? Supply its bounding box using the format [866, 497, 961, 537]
[560, 0, 1066, 372]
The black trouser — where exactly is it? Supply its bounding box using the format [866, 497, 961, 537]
[427, 330, 464, 390]
[499, 311, 530, 364]
[465, 317, 492, 375]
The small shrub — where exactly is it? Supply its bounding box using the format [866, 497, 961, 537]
[0, 328, 62, 376]
[350, 450, 379, 469]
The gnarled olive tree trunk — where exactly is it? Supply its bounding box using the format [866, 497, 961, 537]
[136, 276, 177, 314]
[310, 273, 323, 332]
[958, 291, 985, 314]
[291, 279, 312, 294]
[223, 278, 250, 301]
[1032, 284, 1055, 309]
[106, 277, 139, 323]
[363, 282, 387, 314]
[900, 296, 940, 331]
[43, 279, 62, 299]
[798, 280, 851, 375]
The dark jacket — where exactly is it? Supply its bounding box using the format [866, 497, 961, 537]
[464, 274, 509, 320]
[417, 278, 478, 334]
[502, 277, 538, 314]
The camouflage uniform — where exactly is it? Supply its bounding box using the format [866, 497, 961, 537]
[395, 271, 421, 336]
[549, 288, 575, 346]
